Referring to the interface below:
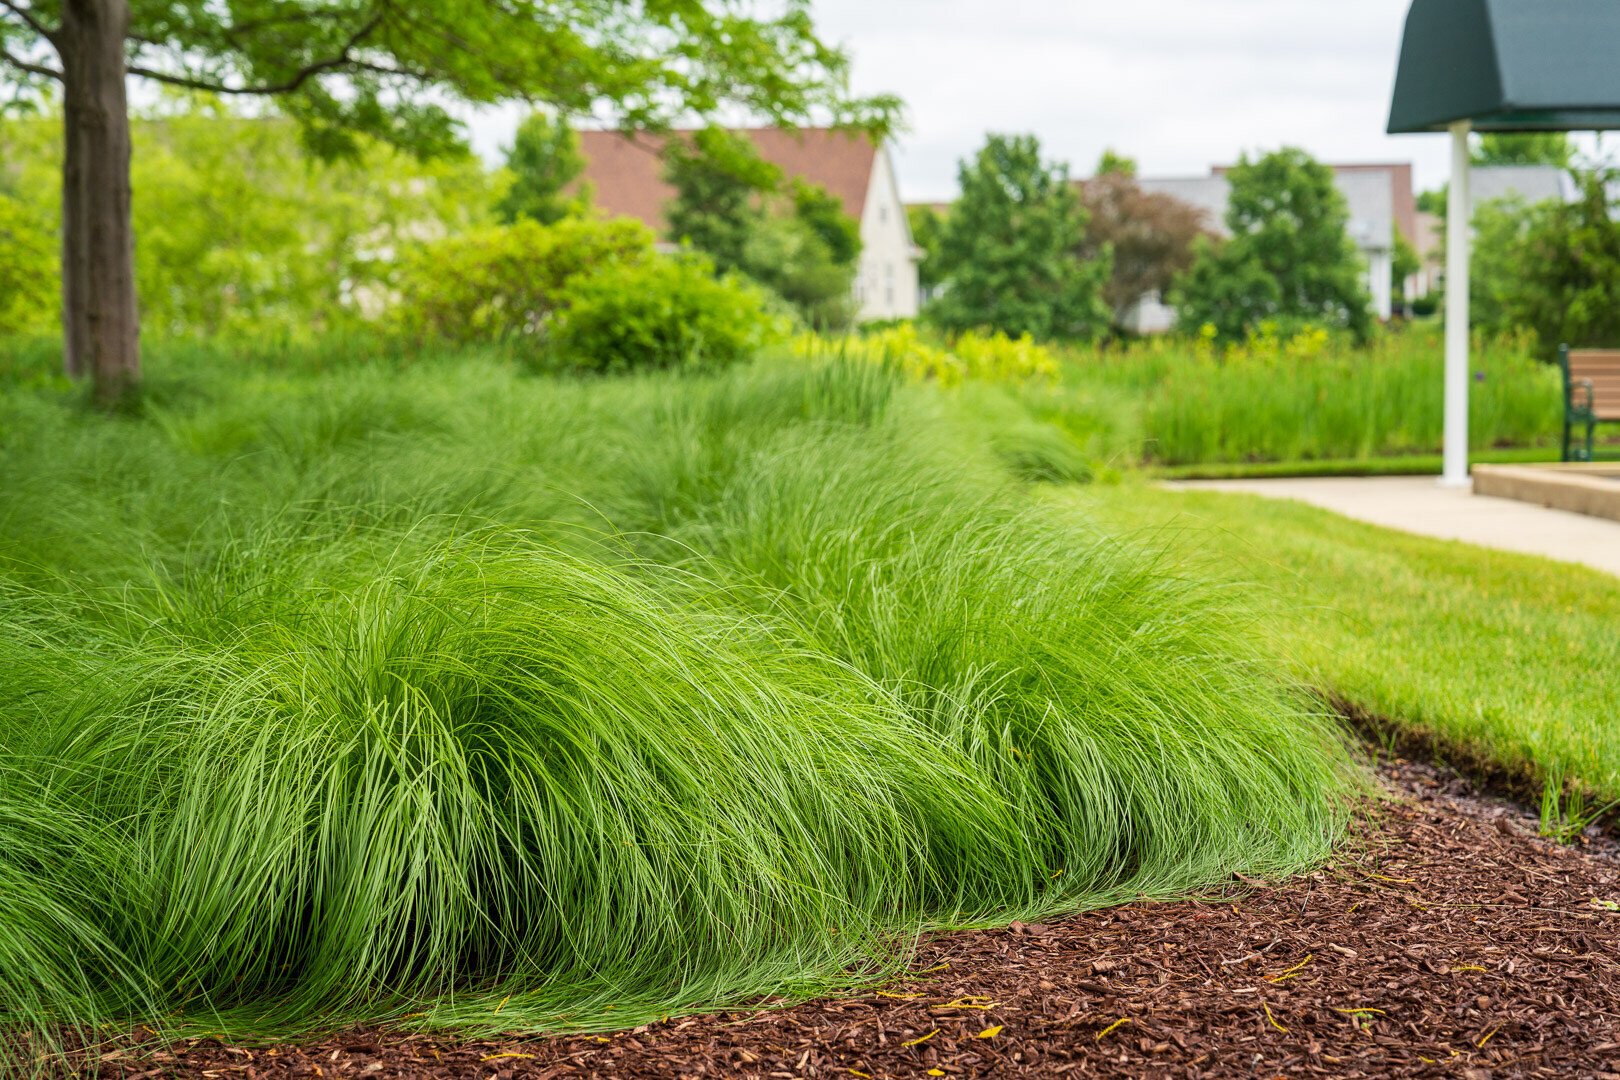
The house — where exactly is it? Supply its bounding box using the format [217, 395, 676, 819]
[574, 127, 921, 321]
[1122, 163, 1411, 332]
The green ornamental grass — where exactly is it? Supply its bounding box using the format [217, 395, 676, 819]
[0, 344, 1353, 1062]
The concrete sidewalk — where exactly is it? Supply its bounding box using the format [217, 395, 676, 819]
[1169, 476, 1620, 578]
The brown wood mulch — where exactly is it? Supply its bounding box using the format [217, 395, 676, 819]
[73, 759, 1620, 1079]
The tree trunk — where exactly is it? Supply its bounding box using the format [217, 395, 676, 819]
[59, 0, 139, 406]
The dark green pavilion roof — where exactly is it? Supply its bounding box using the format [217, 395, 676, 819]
[1388, 0, 1620, 133]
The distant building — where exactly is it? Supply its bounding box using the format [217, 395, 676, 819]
[574, 128, 921, 321]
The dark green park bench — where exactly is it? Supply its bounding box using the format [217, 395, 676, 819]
[1560, 346, 1620, 461]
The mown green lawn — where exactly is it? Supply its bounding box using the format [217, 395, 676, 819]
[1070, 483, 1620, 807]
[1151, 446, 1561, 481]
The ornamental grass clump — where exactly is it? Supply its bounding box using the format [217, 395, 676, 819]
[0, 343, 1354, 1062]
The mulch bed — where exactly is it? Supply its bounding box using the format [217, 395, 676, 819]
[75, 759, 1620, 1079]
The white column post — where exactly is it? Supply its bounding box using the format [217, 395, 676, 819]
[1442, 119, 1472, 487]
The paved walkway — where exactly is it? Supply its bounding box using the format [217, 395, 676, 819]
[1170, 476, 1620, 578]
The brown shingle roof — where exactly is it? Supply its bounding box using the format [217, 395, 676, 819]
[575, 127, 878, 236]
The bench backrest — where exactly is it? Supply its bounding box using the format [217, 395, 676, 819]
[1567, 349, 1620, 420]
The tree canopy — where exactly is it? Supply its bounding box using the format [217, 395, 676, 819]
[928, 134, 1109, 341]
[1472, 133, 1575, 169]
[1172, 147, 1371, 341]
[496, 112, 588, 227]
[1391, 233, 1421, 303]
[906, 205, 946, 293]
[1, 98, 495, 338]
[1094, 148, 1137, 178]
[664, 129, 861, 329]
[1471, 167, 1620, 354]
[0, 190, 54, 336]
[1077, 172, 1212, 334]
[0, 0, 899, 403]
[664, 128, 783, 278]
[2, 1, 898, 158]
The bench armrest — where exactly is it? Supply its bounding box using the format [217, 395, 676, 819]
[1572, 377, 1596, 417]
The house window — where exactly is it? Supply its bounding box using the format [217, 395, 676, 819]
[878, 205, 888, 225]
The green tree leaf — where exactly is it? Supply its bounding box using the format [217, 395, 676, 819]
[1472, 167, 1620, 354]
[1172, 147, 1372, 342]
[496, 112, 589, 227]
[1472, 133, 1574, 169]
[929, 134, 1110, 341]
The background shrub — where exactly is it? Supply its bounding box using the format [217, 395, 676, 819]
[791, 325, 1059, 388]
[2, 105, 497, 341]
[953, 330, 1060, 382]
[393, 217, 655, 345]
[0, 194, 56, 337]
[547, 256, 781, 373]
[662, 131, 862, 330]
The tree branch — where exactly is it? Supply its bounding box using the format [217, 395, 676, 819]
[0, 0, 57, 43]
[126, 12, 386, 96]
[0, 42, 61, 80]
[126, 55, 340, 95]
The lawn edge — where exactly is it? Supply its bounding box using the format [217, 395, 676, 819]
[1330, 695, 1620, 839]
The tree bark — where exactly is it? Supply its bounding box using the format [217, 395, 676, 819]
[59, 0, 139, 405]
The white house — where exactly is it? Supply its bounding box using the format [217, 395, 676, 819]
[1124, 164, 1409, 331]
[574, 127, 921, 321]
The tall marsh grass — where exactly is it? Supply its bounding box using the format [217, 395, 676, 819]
[0, 342, 1353, 1059]
[1051, 326, 1561, 466]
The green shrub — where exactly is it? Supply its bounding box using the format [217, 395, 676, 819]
[393, 217, 655, 344]
[928, 134, 1110, 340]
[547, 256, 781, 373]
[793, 324, 961, 384]
[953, 329, 1060, 382]
[790, 325, 1059, 387]
[0, 194, 56, 337]
[661, 131, 860, 329]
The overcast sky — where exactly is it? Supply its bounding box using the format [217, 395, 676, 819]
[466, 0, 1463, 199]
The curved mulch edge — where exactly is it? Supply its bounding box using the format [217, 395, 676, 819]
[1332, 697, 1620, 838]
[67, 757, 1620, 1079]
